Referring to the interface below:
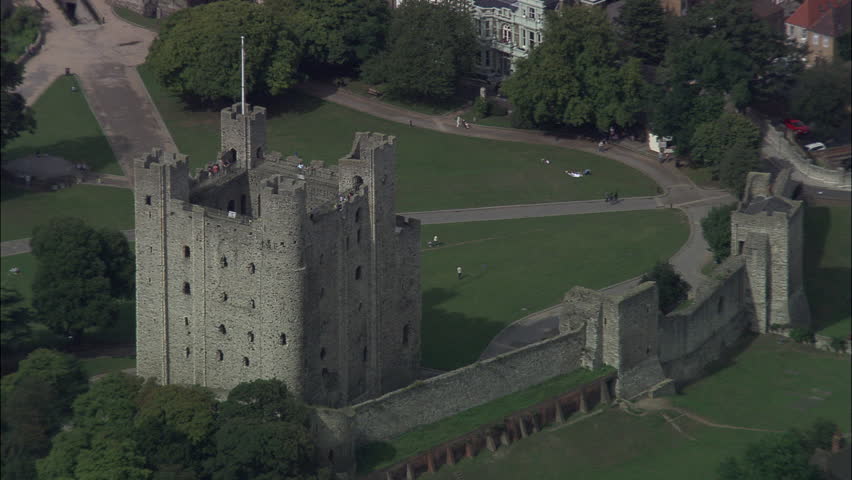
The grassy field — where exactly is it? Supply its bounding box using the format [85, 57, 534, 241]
[0, 253, 36, 303]
[112, 6, 162, 31]
[1, 75, 121, 174]
[137, 65, 659, 211]
[419, 210, 689, 370]
[673, 334, 851, 431]
[0, 184, 133, 241]
[358, 367, 614, 473]
[420, 335, 850, 480]
[804, 205, 851, 338]
[345, 80, 468, 116]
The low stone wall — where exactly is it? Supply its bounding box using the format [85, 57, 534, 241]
[351, 329, 585, 442]
[762, 121, 851, 188]
[771, 328, 852, 355]
[658, 257, 752, 384]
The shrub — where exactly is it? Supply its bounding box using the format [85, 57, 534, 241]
[472, 96, 491, 119]
[830, 336, 848, 353]
[788, 328, 815, 344]
[360, 51, 388, 85]
[509, 106, 534, 129]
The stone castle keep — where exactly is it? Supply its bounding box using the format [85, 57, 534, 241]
[134, 103, 421, 407]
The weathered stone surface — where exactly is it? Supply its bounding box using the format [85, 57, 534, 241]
[486, 434, 497, 452]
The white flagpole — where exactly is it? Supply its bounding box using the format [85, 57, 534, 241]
[240, 35, 246, 115]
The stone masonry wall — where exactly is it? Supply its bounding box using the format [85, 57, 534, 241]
[762, 120, 851, 188]
[347, 329, 585, 443]
[658, 256, 752, 383]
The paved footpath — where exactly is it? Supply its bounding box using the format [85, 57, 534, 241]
[15, 0, 176, 181]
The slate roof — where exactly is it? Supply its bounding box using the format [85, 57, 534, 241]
[742, 196, 793, 214]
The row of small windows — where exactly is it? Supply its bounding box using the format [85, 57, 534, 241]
[184, 348, 250, 366]
[181, 247, 256, 274]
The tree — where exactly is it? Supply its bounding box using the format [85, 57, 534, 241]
[265, 0, 389, 72]
[718, 139, 760, 196]
[146, 0, 301, 103]
[71, 373, 143, 436]
[135, 383, 217, 445]
[641, 261, 690, 314]
[35, 429, 88, 480]
[375, 0, 477, 102]
[790, 61, 852, 132]
[2, 349, 88, 414]
[616, 0, 667, 64]
[504, 7, 646, 132]
[690, 112, 760, 168]
[30, 218, 134, 342]
[74, 437, 151, 480]
[701, 204, 736, 263]
[646, 85, 724, 154]
[0, 288, 31, 349]
[1, 38, 36, 149]
[837, 30, 851, 61]
[717, 421, 837, 480]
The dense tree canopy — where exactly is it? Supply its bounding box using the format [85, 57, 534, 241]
[0, 288, 31, 349]
[641, 261, 690, 314]
[363, 0, 477, 102]
[790, 61, 852, 133]
[616, 0, 668, 64]
[1, 38, 36, 149]
[690, 112, 761, 195]
[701, 204, 736, 263]
[30, 218, 134, 342]
[147, 0, 301, 103]
[504, 7, 645, 132]
[266, 0, 389, 72]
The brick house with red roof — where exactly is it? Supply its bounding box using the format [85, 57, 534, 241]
[785, 0, 851, 65]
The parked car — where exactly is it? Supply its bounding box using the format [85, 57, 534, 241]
[804, 142, 826, 152]
[783, 119, 810, 135]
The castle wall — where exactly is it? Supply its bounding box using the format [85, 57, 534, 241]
[347, 329, 585, 443]
[658, 257, 751, 383]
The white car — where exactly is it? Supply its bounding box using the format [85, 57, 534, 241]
[805, 142, 826, 152]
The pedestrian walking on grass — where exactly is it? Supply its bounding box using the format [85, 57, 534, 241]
[457, 266, 463, 279]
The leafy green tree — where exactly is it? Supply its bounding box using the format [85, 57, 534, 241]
[504, 7, 645, 131]
[616, 0, 667, 64]
[718, 139, 760, 196]
[147, 0, 301, 103]
[265, 0, 389, 72]
[0, 288, 31, 349]
[701, 204, 736, 263]
[717, 422, 835, 480]
[376, 0, 476, 102]
[1, 38, 36, 149]
[30, 218, 134, 342]
[837, 30, 851, 61]
[690, 112, 760, 168]
[646, 85, 724, 154]
[136, 383, 217, 445]
[641, 261, 690, 314]
[74, 437, 151, 480]
[790, 61, 852, 132]
[2, 349, 88, 414]
[35, 429, 88, 480]
[71, 373, 143, 436]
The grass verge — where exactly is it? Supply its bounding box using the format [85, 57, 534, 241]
[346, 80, 468, 116]
[0, 184, 133, 242]
[81, 356, 136, 377]
[357, 367, 614, 473]
[420, 210, 689, 370]
[1, 75, 121, 175]
[804, 205, 851, 338]
[112, 5, 162, 31]
[137, 64, 658, 211]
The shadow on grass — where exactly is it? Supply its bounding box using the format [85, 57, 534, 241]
[804, 206, 852, 334]
[2, 136, 117, 173]
[673, 331, 759, 392]
[421, 287, 507, 371]
[356, 441, 396, 474]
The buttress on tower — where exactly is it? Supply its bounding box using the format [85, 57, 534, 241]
[134, 104, 421, 407]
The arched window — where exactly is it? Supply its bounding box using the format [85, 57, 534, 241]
[250, 299, 255, 309]
[402, 324, 410, 345]
[221, 256, 228, 268]
[228, 148, 237, 165]
[218, 324, 227, 334]
[221, 292, 228, 302]
[185, 347, 191, 358]
[717, 296, 725, 313]
[184, 316, 189, 326]
[227, 200, 235, 213]
[355, 266, 362, 280]
[357, 228, 361, 244]
[362, 346, 368, 362]
[279, 333, 287, 345]
[256, 146, 263, 159]
[320, 287, 325, 298]
[243, 356, 250, 366]
[355, 208, 361, 223]
[248, 263, 256, 274]
[216, 350, 224, 361]
[240, 194, 247, 215]
[320, 347, 326, 360]
[358, 302, 363, 312]
[248, 331, 255, 343]
[183, 282, 191, 295]
[322, 368, 329, 377]
[145, 195, 152, 205]
[183, 246, 191, 258]
[502, 24, 512, 42]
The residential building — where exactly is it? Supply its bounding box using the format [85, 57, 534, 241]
[785, 0, 851, 65]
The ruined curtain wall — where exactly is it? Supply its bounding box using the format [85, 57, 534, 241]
[348, 329, 585, 443]
[657, 257, 751, 383]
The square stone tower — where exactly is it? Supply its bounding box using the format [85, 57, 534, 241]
[731, 171, 810, 332]
[134, 104, 421, 407]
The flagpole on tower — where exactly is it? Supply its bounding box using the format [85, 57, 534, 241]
[240, 35, 246, 115]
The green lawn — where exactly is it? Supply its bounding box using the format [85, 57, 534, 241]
[804, 205, 851, 338]
[137, 65, 659, 211]
[358, 367, 614, 473]
[673, 334, 851, 432]
[420, 210, 689, 370]
[345, 80, 467, 116]
[1, 184, 133, 241]
[112, 5, 162, 31]
[0, 253, 36, 304]
[1, 75, 121, 174]
[682, 165, 720, 189]
[81, 356, 136, 377]
[424, 409, 767, 480]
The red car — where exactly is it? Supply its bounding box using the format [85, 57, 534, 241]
[783, 119, 810, 135]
